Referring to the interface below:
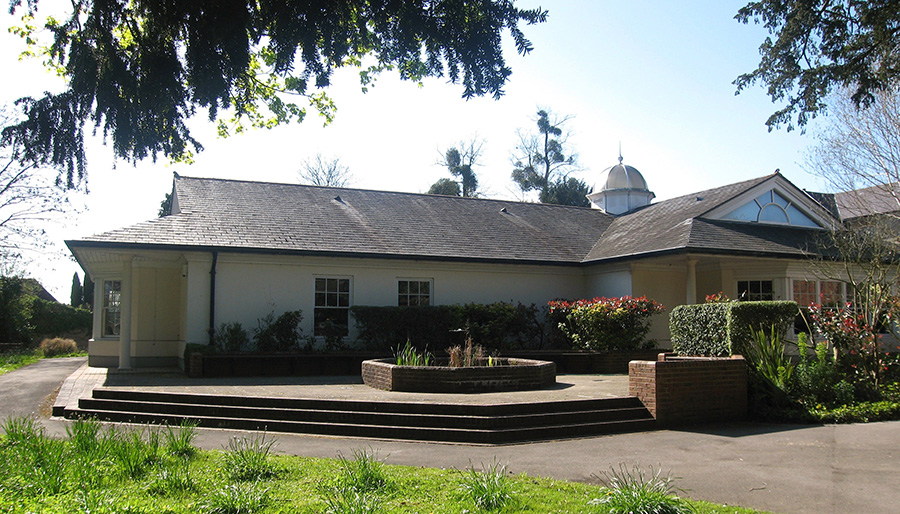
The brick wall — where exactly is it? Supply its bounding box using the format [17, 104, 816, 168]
[629, 354, 747, 426]
[362, 358, 556, 393]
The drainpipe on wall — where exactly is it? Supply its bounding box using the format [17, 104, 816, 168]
[208, 251, 218, 345]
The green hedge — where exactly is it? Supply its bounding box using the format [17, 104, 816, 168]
[670, 303, 732, 356]
[670, 301, 798, 356]
[350, 302, 554, 353]
[29, 298, 92, 338]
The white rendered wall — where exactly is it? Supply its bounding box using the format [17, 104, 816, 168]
[207, 253, 586, 342]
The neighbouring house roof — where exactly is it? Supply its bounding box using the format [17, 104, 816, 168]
[67, 172, 840, 267]
[21, 278, 58, 303]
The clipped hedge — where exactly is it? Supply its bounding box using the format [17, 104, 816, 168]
[669, 303, 731, 356]
[29, 298, 92, 338]
[671, 301, 798, 356]
[350, 302, 552, 352]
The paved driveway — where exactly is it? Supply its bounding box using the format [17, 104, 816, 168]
[0, 357, 86, 418]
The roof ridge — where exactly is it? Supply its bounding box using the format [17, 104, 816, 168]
[174, 174, 605, 212]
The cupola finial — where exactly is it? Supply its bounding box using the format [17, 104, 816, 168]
[618, 142, 623, 164]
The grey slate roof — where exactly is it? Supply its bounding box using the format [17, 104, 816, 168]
[72, 176, 615, 265]
[69, 173, 834, 265]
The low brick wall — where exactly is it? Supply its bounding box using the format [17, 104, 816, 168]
[362, 358, 556, 393]
[190, 352, 388, 378]
[629, 354, 748, 426]
[509, 349, 661, 374]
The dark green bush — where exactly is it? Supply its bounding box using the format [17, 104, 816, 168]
[351, 302, 553, 353]
[0, 277, 30, 347]
[728, 301, 798, 356]
[670, 301, 798, 356]
[253, 310, 309, 352]
[29, 298, 91, 338]
[212, 322, 250, 352]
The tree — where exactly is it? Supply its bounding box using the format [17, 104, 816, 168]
[159, 192, 173, 218]
[0, 107, 79, 267]
[434, 139, 483, 197]
[510, 109, 580, 203]
[3, 1, 547, 184]
[82, 274, 94, 309]
[736, 0, 900, 131]
[298, 154, 353, 188]
[70, 272, 82, 307]
[542, 177, 590, 207]
[427, 178, 461, 196]
[803, 87, 900, 395]
[806, 87, 900, 209]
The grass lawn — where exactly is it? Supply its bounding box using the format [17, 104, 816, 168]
[0, 417, 777, 514]
[0, 349, 86, 376]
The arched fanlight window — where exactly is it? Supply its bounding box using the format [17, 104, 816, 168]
[723, 190, 819, 227]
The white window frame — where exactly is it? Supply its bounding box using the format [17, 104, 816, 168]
[102, 279, 122, 338]
[313, 276, 352, 337]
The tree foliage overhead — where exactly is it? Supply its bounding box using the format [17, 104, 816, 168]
[736, 0, 900, 131]
[427, 177, 461, 196]
[510, 108, 581, 203]
[2, 0, 547, 184]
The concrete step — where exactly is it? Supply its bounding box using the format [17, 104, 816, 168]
[66, 388, 656, 444]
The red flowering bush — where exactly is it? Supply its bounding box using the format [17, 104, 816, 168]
[548, 296, 665, 351]
[808, 301, 895, 395]
[704, 292, 731, 303]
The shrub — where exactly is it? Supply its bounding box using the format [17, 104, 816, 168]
[793, 333, 854, 407]
[670, 303, 731, 356]
[28, 298, 91, 339]
[549, 296, 664, 351]
[670, 301, 797, 356]
[253, 310, 308, 352]
[203, 482, 270, 514]
[351, 302, 554, 353]
[0, 277, 31, 348]
[39, 337, 78, 357]
[212, 322, 250, 352]
[394, 340, 433, 366]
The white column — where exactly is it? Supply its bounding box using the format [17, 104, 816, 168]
[686, 259, 698, 305]
[119, 255, 134, 369]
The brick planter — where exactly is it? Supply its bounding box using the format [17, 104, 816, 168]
[362, 358, 556, 393]
[629, 353, 748, 426]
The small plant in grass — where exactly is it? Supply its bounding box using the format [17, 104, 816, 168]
[202, 481, 270, 514]
[321, 484, 382, 514]
[147, 461, 196, 496]
[336, 447, 390, 494]
[164, 419, 199, 458]
[39, 337, 78, 357]
[222, 433, 278, 481]
[459, 459, 515, 511]
[1, 415, 44, 447]
[394, 340, 433, 367]
[590, 464, 695, 514]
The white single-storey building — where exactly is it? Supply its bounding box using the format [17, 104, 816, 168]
[67, 161, 857, 368]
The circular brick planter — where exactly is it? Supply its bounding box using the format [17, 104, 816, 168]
[361, 358, 556, 393]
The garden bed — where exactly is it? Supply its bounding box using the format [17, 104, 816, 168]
[361, 358, 556, 393]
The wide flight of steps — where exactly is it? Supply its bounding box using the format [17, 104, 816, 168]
[62, 388, 656, 444]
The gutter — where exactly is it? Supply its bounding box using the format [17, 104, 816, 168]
[209, 251, 218, 345]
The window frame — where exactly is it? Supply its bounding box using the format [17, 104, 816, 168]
[398, 278, 433, 307]
[737, 279, 774, 301]
[313, 276, 352, 337]
[102, 279, 122, 338]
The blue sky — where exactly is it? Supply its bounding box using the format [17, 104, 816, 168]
[1, 1, 829, 298]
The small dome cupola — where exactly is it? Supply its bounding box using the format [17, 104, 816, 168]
[587, 152, 655, 215]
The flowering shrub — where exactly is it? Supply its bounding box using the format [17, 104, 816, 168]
[704, 291, 730, 303]
[808, 301, 895, 395]
[548, 296, 664, 351]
